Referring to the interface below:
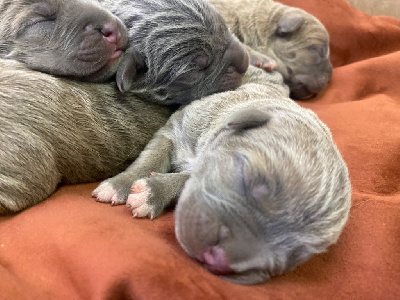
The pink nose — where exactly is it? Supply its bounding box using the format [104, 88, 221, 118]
[202, 246, 234, 275]
[100, 22, 121, 45]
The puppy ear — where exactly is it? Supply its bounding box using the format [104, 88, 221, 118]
[116, 47, 146, 93]
[224, 109, 271, 131]
[276, 14, 304, 37]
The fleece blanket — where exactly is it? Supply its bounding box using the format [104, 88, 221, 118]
[0, 0, 399, 299]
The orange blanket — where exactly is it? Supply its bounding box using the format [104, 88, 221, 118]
[1, 0, 399, 298]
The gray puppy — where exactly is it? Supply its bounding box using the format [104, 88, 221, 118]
[0, 0, 129, 82]
[208, 0, 333, 99]
[0, 58, 173, 215]
[99, 0, 249, 104]
[0, 0, 252, 214]
[93, 66, 351, 284]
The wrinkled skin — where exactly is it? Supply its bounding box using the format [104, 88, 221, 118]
[0, 0, 129, 81]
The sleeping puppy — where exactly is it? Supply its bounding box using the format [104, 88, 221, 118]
[0, 0, 249, 105]
[0, 0, 251, 215]
[92, 66, 351, 284]
[0, 0, 129, 82]
[208, 0, 333, 99]
[99, 0, 249, 104]
[0, 58, 173, 215]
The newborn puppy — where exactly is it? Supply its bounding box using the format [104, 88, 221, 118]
[208, 0, 333, 99]
[0, 58, 172, 215]
[99, 0, 249, 104]
[0, 0, 251, 215]
[93, 66, 351, 284]
[0, 0, 128, 82]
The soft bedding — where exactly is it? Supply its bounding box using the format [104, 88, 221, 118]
[0, 0, 399, 299]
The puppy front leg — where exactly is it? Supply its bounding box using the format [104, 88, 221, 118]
[92, 130, 173, 206]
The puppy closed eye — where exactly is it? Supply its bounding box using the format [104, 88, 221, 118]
[18, 3, 57, 39]
[19, 18, 56, 40]
[308, 44, 328, 60]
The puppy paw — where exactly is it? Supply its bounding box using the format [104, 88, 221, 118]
[92, 182, 123, 206]
[92, 175, 134, 206]
[125, 179, 156, 219]
[250, 54, 277, 72]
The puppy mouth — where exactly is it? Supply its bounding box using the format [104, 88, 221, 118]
[219, 67, 245, 92]
[109, 48, 123, 61]
[288, 81, 317, 100]
[81, 49, 124, 82]
[290, 87, 316, 100]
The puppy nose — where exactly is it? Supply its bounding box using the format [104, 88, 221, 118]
[202, 246, 234, 275]
[232, 44, 249, 75]
[236, 50, 249, 75]
[224, 38, 249, 75]
[100, 22, 121, 45]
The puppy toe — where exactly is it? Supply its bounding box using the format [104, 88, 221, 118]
[127, 179, 154, 218]
[92, 182, 117, 203]
[131, 203, 153, 219]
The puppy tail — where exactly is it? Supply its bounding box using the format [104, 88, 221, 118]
[224, 109, 271, 131]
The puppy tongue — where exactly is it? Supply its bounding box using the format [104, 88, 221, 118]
[202, 246, 234, 275]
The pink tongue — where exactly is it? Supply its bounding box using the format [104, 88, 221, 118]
[202, 246, 234, 275]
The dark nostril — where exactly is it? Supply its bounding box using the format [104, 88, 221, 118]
[101, 28, 113, 38]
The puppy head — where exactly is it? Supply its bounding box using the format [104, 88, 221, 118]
[0, 0, 128, 81]
[116, 0, 249, 105]
[267, 11, 332, 99]
[175, 108, 351, 285]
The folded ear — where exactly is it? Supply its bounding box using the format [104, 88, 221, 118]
[276, 14, 305, 37]
[224, 109, 271, 131]
[116, 47, 146, 93]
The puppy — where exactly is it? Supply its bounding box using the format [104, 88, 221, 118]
[208, 0, 333, 99]
[93, 66, 351, 284]
[0, 0, 128, 82]
[99, 0, 249, 104]
[0, 0, 251, 215]
[0, 58, 173, 215]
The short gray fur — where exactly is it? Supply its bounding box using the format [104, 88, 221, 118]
[0, 0, 254, 214]
[208, 0, 333, 100]
[0, 58, 173, 215]
[0, 0, 129, 82]
[99, 0, 250, 104]
[93, 66, 351, 284]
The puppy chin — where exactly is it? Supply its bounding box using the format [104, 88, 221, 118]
[81, 54, 124, 82]
[221, 269, 270, 285]
[219, 68, 244, 92]
[290, 87, 316, 100]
